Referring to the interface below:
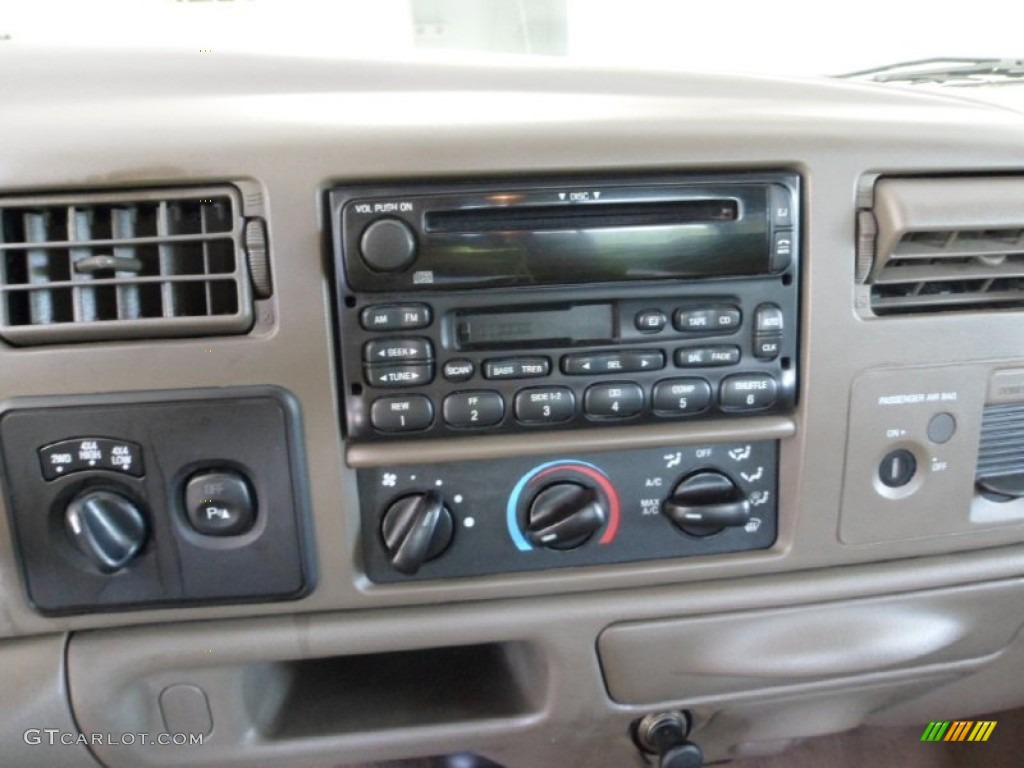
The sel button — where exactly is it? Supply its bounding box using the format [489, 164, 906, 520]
[370, 395, 434, 432]
[584, 382, 644, 418]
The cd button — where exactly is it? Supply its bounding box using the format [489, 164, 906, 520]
[720, 373, 778, 411]
[443, 391, 504, 428]
[442, 359, 475, 381]
[584, 382, 644, 418]
[675, 346, 740, 367]
[652, 378, 712, 414]
[484, 357, 551, 380]
[370, 395, 434, 432]
[360, 304, 432, 331]
[514, 387, 575, 424]
[365, 363, 434, 388]
[635, 310, 667, 333]
[363, 337, 433, 363]
[711, 307, 741, 331]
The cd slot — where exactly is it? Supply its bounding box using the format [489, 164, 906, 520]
[425, 199, 738, 234]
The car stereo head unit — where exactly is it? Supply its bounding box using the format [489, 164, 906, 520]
[330, 172, 800, 441]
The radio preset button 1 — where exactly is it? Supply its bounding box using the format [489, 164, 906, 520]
[484, 357, 551, 380]
[365, 363, 434, 388]
[360, 304, 432, 331]
[584, 382, 644, 418]
[359, 218, 418, 273]
[652, 378, 713, 414]
[363, 337, 433, 364]
[675, 346, 741, 368]
[442, 359, 475, 382]
[720, 373, 778, 411]
[562, 350, 665, 375]
[635, 310, 667, 333]
[443, 391, 505, 428]
[370, 395, 434, 432]
[514, 387, 575, 424]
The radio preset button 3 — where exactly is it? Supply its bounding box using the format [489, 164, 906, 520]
[514, 387, 575, 424]
[675, 346, 741, 367]
[443, 391, 505, 428]
[652, 378, 713, 414]
[484, 357, 551, 380]
[365, 363, 434, 388]
[442, 359, 475, 382]
[363, 337, 433, 364]
[584, 382, 644, 418]
[720, 373, 779, 411]
[635, 309, 667, 333]
[370, 395, 434, 432]
[360, 304, 432, 331]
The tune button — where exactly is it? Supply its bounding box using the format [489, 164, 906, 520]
[365, 363, 434, 388]
[584, 382, 644, 418]
[370, 395, 434, 432]
[719, 373, 778, 411]
[514, 387, 575, 424]
[443, 391, 504, 428]
[652, 378, 712, 415]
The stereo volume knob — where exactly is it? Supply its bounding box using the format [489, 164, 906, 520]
[663, 471, 751, 537]
[526, 482, 607, 550]
[360, 218, 418, 273]
[65, 489, 148, 573]
[381, 491, 454, 574]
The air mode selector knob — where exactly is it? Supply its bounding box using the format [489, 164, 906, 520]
[663, 471, 751, 537]
[65, 489, 148, 573]
[381, 491, 454, 575]
[526, 482, 607, 550]
[360, 218, 418, 273]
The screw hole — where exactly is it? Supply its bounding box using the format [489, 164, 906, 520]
[351, 383, 363, 396]
[781, 357, 791, 370]
[344, 295, 356, 308]
[781, 274, 793, 286]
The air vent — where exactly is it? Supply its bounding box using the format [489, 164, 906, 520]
[0, 186, 257, 344]
[857, 176, 1024, 316]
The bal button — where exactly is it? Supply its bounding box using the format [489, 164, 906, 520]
[184, 470, 257, 536]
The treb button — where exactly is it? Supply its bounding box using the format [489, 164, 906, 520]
[484, 357, 551, 380]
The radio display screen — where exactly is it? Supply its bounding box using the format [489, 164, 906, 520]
[454, 304, 614, 348]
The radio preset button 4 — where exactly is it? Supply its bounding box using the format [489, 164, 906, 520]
[635, 309, 667, 333]
[585, 382, 644, 418]
[443, 391, 504, 428]
[442, 359, 475, 381]
[720, 373, 779, 411]
[652, 378, 713, 414]
[359, 304, 432, 331]
[514, 387, 575, 424]
[365, 363, 434, 388]
[363, 337, 433, 363]
[484, 357, 551, 380]
[370, 395, 434, 432]
[676, 346, 741, 367]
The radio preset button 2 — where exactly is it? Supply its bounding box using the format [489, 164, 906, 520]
[514, 387, 575, 424]
[484, 357, 551, 380]
[365, 363, 434, 388]
[652, 378, 712, 415]
[360, 304, 432, 331]
[363, 337, 433, 364]
[443, 391, 505, 428]
[675, 346, 741, 368]
[370, 395, 434, 432]
[584, 382, 644, 418]
[442, 359, 475, 382]
[635, 309, 667, 333]
[359, 218, 418, 273]
[720, 373, 778, 411]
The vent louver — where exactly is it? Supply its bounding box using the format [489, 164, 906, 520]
[0, 186, 256, 344]
[857, 176, 1024, 316]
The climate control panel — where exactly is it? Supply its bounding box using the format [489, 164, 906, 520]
[358, 440, 778, 582]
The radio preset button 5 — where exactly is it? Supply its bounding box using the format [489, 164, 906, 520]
[585, 382, 644, 418]
[652, 378, 712, 414]
[484, 357, 551, 380]
[675, 346, 741, 367]
[443, 391, 504, 428]
[363, 337, 433, 364]
[359, 217, 418, 273]
[442, 359, 475, 382]
[720, 373, 778, 411]
[562, 350, 665, 375]
[635, 309, 667, 333]
[674, 306, 741, 333]
[514, 387, 575, 424]
[365, 363, 434, 388]
[360, 304, 432, 331]
[370, 395, 434, 432]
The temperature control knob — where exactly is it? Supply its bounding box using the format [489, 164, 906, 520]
[526, 482, 607, 550]
[381, 491, 454, 574]
[663, 471, 751, 537]
[65, 489, 148, 573]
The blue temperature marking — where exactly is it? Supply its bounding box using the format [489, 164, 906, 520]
[506, 459, 605, 551]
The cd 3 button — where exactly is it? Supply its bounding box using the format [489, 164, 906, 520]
[584, 382, 644, 418]
[443, 391, 504, 428]
[514, 387, 575, 424]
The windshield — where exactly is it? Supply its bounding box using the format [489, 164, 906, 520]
[3, 0, 1023, 78]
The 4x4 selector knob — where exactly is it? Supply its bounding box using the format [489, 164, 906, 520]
[526, 482, 607, 550]
[360, 218, 418, 273]
[65, 489, 148, 573]
[663, 471, 751, 537]
[381, 490, 454, 574]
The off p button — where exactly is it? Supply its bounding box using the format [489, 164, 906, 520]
[184, 470, 256, 536]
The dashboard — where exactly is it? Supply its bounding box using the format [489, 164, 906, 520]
[3, 45, 1024, 768]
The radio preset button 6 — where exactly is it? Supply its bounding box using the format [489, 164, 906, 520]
[514, 387, 575, 424]
[443, 391, 504, 428]
[585, 382, 644, 418]
[675, 346, 741, 368]
[370, 395, 434, 432]
[635, 309, 667, 333]
[674, 306, 741, 333]
[652, 378, 713, 415]
[365, 363, 434, 388]
[442, 359, 475, 381]
[360, 304, 432, 331]
[359, 217, 418, 273]
[720, 373, 779, 411]
[484, 357, 551, 380]
[562, 350, 665, 375]
[363, 337, 433, 364]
